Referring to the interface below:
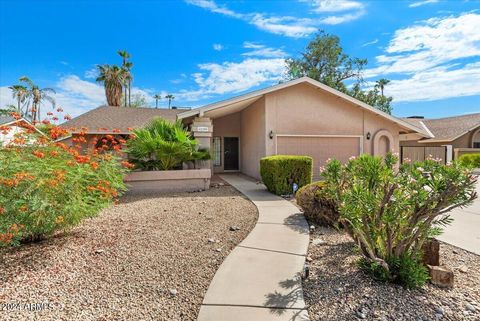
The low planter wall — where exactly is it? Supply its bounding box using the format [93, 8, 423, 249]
[124, 169, 211, 194]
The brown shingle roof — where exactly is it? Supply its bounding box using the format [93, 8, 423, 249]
[60, 106, 186, 133]
[403, 113, 480, 142]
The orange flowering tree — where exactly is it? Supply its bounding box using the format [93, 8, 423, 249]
[0, 111, 129, 246]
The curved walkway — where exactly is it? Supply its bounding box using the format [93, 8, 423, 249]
[197, 174, 310, 321]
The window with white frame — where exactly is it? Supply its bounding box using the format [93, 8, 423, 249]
[212, 137, 221, 166]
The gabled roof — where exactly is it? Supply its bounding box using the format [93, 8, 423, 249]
[403, 113, 480, 143]
[60, 106, 187, 134]
[0, 115, 16, 125]
[178, 77, 430, 137]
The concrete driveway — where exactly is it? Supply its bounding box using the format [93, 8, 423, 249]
[438, 180, 480, 255]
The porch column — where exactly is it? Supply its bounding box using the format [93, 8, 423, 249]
[191, 117, 213, 169]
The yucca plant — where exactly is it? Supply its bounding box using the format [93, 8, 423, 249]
[126, 118, 207, 170]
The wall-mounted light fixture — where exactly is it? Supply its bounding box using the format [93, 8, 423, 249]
[366, 132, 371, 140]
[269, 130, 274, 139]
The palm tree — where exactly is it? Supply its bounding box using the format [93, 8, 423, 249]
[153, 94, 162, 109]
[118, 50, 132, 107]
[165, 94, 175, 109]
[96, 64, 127, 107]
[19, 76, 56, 122]
[8, 84, 28, 115]
[376, 78, 390, 96]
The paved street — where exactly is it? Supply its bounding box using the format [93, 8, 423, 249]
[438, 180, 480, 255]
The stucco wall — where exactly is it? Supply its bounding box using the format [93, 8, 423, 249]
[264, 83, 402, 158]
[240, 97, 266, 178]
[211, 112, 241, 173]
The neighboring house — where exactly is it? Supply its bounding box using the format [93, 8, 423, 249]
[400, 113, 480, 163]
[61, 77, 428, 179]
[0, 115, 44, 146]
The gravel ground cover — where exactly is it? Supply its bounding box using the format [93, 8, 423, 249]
[304, 226, 480, 321]
[0, 183, 257, 321]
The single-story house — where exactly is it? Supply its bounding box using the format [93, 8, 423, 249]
[61, 77, 428, 179]
[0, 115, 44, 146]
[400, 113, 480, 163]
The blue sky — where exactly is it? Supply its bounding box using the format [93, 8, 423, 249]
[0, 0, 479, 119]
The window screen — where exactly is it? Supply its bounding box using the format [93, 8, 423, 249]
[213, 137, 221, 166]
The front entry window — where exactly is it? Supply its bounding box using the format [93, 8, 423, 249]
[212, 137, 221, 166]
[474, 142, 480, 148]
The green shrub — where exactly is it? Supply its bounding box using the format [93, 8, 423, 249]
[126, 118, 209, 170]
[359, 255, 429, 289]
[321, 153, 477, 288]
[295, 182, 339, 226]
[459, 153, 480, 168]
[260, 155, 312, 195]
[0, 131, 127, 246]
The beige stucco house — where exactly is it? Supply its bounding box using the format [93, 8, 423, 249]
[400, 113, 480, 163]
[61, 77, 428, 180]
[179, 77, 427, 179]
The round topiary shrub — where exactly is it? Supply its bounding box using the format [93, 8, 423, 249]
[295, 181, 339, 226]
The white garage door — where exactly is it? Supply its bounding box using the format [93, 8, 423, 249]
[276, 135, 362, 179]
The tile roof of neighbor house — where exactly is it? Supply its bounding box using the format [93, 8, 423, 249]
[60, 106, 187, 133]
[403, 113, 480, 142]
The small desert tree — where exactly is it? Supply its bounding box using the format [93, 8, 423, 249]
[321, 154, 477, 288]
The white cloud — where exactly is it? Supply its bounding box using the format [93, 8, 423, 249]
[213, 43, 224, 51]
[249, 14, 317, 38]
[409, 0, 439, 8]
[242, 42, 287, 58]
[186, 0, 362, 38]
[320, 10, 365, 25]
[176, 58, 286, 101]
[362, 38, 379, 47]
[386, 62, 480, 102]
[365, 12, 480, 103]
[307, 0, 364, 13]
[84, 67, 98, 79]
[366, 13, 480, 77]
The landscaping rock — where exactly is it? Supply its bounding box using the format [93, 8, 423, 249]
[465, 303, 476, 312]
[458, 265, 468, 273]
[312, 237, 326, 246]
[302, 226, 480, 321]
[229, 226, 241, 231]
[0, 185, 258, 321]
[422, 238, 440, 266]
[207, 238, 215, 243]
[428, 265, 454, 288]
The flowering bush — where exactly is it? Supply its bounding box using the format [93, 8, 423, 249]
[0, 113, 128, 246]
[321, 154, 477, 288]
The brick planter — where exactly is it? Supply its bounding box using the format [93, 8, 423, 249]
[125, 169, 211, 193]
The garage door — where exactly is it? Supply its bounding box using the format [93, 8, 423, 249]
[276, 135, 361, 179]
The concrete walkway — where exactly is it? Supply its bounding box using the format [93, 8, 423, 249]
[438, 180, 480, 255]
[197, 174, 310, 321]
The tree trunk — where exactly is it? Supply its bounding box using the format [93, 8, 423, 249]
[128, 79, 131, 107]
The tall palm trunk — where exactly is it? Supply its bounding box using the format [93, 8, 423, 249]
[128, 78, 131, 107]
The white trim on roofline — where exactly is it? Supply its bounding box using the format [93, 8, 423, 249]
[2, 118, 47, 137]
[177, 77, 430, 137]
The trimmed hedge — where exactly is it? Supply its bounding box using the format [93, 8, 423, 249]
[458, 153, 480, 168]
[260, 155, 312, 195]
[295, 181, 339, 226]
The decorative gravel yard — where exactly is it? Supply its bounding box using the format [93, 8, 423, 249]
[303, 226, 480, 321]
[0, 184, 258, 321]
